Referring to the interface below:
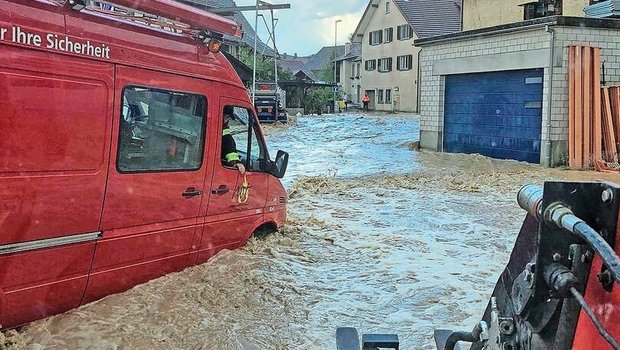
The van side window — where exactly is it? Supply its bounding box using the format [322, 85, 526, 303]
[222, 106, 267, 172]
[117, 86, 207, 173]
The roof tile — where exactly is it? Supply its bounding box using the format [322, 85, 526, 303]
[394, 0, 462, 39]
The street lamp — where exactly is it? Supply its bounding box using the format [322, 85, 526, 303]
[334, 19, 342, 114]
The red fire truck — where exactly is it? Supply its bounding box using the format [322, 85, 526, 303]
[0, 0, 288, 328]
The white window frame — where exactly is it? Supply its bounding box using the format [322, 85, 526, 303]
[365, 59, 377, 71]
[384, 28, 393, 43]
[397, 54, 413, 71]
[378, 57, 392, 73]
[397, 24, 413, 40]
[369, 30, 383, 46]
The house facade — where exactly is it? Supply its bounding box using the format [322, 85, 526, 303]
[336, 43, 362, 104]
[463, 0, 591, 30]
[417, 1, 620, 167]
[351, 0, 462, 112]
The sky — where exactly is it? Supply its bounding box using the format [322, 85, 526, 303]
[234, 0, 368, 57]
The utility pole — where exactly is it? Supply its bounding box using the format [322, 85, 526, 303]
[271, 8, 278, 96]
[334, 19, 342, 114]
[259, 11, 280, 117]
[252, 0, 259, 104]
[249, 1, 289, 110]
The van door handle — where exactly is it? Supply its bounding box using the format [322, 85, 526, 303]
[211, 185, 230, 196]
[182, 187, 202, 198]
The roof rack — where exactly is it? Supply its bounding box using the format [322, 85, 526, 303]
[63, 0, 241, 39]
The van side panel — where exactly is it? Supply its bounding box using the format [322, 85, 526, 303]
[86, 65, 212, 303]
[0, 43, 113, 327]
[0, 242, 95, 328]
[82, 225, 196, 303]
[0, 45, 114, 244]
[83, 253, 190, 304]
[4, 1, 66, 34]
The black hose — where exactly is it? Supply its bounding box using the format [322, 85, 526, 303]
[444, 323, 482, 350]
[572, 222, 620, 285]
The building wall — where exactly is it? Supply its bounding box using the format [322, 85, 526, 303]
[338, 59, 362, 104]
[462, 0, 590, 30]
[418, 24, 620, 166]
[359, 0, 420, 112]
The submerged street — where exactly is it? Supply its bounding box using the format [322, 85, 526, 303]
[3, 114, 618, 350]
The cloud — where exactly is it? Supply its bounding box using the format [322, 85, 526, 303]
[237, 0, 366, 56]
[316, 11, 365, 46]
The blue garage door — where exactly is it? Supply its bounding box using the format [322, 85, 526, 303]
[444, 69, 543, 163]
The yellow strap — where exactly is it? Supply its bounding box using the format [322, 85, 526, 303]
[237, 175, 250, 204]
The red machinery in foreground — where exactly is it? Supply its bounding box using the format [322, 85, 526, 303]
[338, 181, 620, 350]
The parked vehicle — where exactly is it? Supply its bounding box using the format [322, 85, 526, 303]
[253, 83, 288, 123]
[0, 0, 288, 328]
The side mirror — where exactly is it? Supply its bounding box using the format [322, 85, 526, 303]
[270, 150, 289, 179]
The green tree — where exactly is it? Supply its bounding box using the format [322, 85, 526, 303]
[304, 53, 343, 114]
[304, 87, 333, 115]
[238, 46, 293, 81]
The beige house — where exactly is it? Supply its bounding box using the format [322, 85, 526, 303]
[351, 0, 462, 112]
[463, 0, 591, 30]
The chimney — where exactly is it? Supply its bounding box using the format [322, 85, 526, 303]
[345, 42, 351, 55]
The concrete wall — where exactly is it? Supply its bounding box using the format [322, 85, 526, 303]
[462, 0, 590, 30]
[418, 23, 620, 166]
[360, 0, 420, 112]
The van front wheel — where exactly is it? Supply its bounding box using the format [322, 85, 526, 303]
[252, 223, 277, 240]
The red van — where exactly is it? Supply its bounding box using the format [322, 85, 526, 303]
[0, 0, 289, 328]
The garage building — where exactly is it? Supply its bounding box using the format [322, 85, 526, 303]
[416, 16, 620, 166]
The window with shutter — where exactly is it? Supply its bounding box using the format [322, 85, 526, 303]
[365, 59, 376, 71]
[378, 58, 392, 73]
[369, 30, 384, 45]
[397, 55, 413, 71]
[397, 24, 413, 40]
[384, 28, 393, 43]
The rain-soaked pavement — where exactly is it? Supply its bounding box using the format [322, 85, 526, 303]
[4, 113, 620, 350]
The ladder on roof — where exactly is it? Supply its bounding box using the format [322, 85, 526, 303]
[57, 0, 241, 39]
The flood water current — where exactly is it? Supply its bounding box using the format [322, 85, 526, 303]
[3, 113, 620, 350]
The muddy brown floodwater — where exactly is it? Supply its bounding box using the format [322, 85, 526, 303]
[4, 114, 620, 350]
